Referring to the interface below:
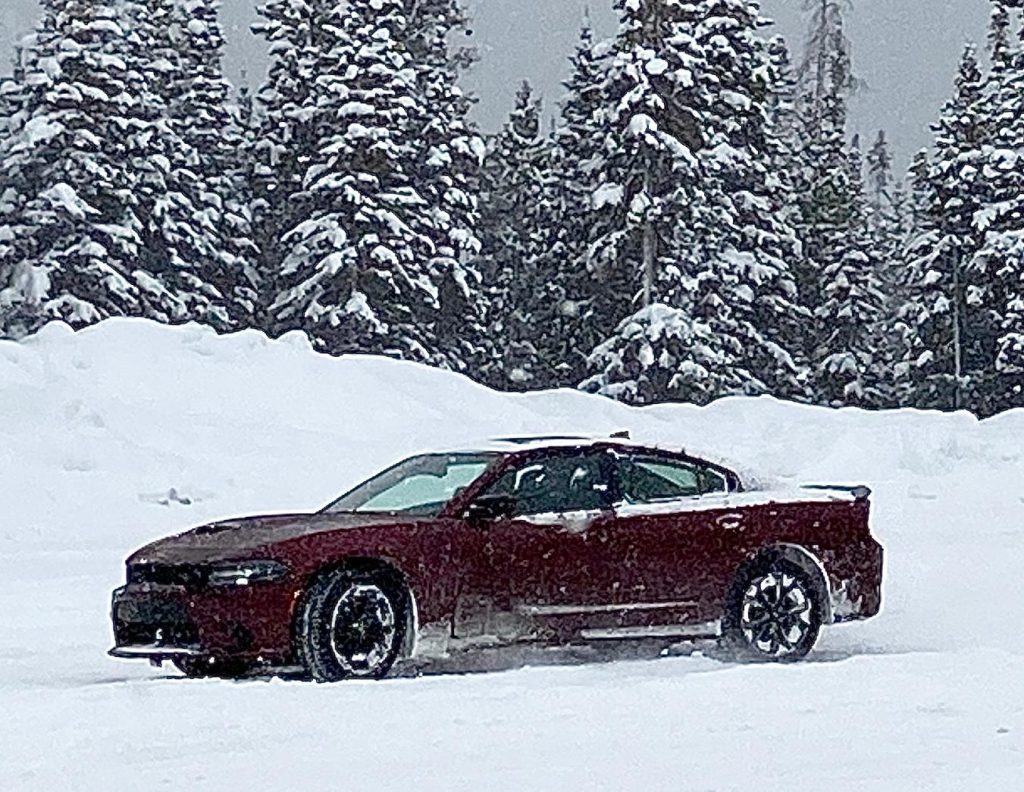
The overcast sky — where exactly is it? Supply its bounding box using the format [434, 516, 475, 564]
[0, 0, 992, 169]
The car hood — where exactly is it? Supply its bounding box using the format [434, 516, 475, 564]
[128, 512, 416, 565]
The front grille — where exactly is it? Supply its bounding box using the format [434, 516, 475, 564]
[128, 563, 208, 589]
[113, 596, 199, 648]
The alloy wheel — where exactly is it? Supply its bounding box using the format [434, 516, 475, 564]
[739, 570, 814, 658]
[329, 584, 398, 676]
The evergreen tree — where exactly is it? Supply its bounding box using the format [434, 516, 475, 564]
[0, 0, 258, 337]
[864, 129, 903, 277]
[255, 0, 486, 367]
[865, 130, 894, 217]
[812, 138, 886, 406]
[477, 82, 548, 387]
[863, 128, 906, 404]
[798, 0, 858, 125]
[0, 45, 28, 283]
[794, 21, 889, 407]
[400, 0, 488, 372]
[548, 15, 618, 383]
[163, 0, 259, 327]
[766, 35, 802, 192]
[0, 1, 147, 336]
[267, 0, 445, 359]
[970, 3, 1024, 411]
[580, 0, 723, 404]
[582, 0, 806, 405]
[896, 46, 987, 411]
[105, 0, 252, 329]
[478, 82, 587, 390]
[251, 0, 324, 325]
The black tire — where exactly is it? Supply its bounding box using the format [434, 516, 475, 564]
[296, 568, 408, 683]
[720, 558, 824, 662]
[173, 657, 253, 679]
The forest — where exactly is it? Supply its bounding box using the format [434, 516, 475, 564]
[1, 0, 1023, 417]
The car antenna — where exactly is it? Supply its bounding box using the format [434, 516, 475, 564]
[610, 430, 631, 440]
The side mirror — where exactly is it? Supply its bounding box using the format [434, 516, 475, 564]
[464, 494, 517, 523]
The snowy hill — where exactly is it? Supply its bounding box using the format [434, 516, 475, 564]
[1, 319, 1023, 790]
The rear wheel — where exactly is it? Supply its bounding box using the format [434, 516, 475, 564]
[722, 559, 823, 662]
[296, 569, 408, 682]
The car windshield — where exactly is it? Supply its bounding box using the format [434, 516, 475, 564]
[321, 453, 499, 517]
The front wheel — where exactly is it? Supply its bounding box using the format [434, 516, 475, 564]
[721, 559, 823, 662]
[296, 570, 407, 682]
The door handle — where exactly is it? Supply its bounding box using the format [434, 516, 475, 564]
[716, 513, 744, 530]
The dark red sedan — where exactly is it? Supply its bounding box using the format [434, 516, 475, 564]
[110, 436, 883, 681]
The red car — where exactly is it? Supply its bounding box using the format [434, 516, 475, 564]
[110, 436, 883, 681]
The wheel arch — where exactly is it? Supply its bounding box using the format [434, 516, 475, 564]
[291, 556, 418, 664]
[727, 543, 834, 625]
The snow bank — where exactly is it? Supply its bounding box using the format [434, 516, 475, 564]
[1, 319, 1022, 790]
[2, 319, 1020, 547]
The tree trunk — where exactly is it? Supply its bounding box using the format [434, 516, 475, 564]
[642, 165, 656, 308]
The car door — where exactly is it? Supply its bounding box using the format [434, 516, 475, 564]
[586, 451, 752, 635]
[452, 448, 621, 644]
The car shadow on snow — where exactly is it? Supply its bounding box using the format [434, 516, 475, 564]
[251, 640, 917, 683]
[87, 639, 918, 687]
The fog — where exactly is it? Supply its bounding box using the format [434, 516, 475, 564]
[0, 0, 992, 168]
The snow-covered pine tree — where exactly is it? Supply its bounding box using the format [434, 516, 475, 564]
[970, 3, 1024, 412]
[580, 0, 724, 405]
[267, 0, 442, 359]
[0, 44, 26, 144]
[0, 0, 147, 336]
[864, 129, 904, 281]
[400, 0, 488, 373]
[693, 0, 808, 400]
[0, 44, 28, 275]
[896, 45, 989, 411]
[795, 20, 890, 406]
[582, 0, 806, 406]
[766, 35, 802, 190]
[893, 149, 940, 403]
[512, 14, 620, 389]
[102, 0, 257, 330]
[764, 34, 815, 380]
[863, 128, 906, 404]
[478, 82, 572, 389]
[812, 137, 886, 406]
[250, 0, 324, 324]
[865, 131, 894, 219]
[162, 0, 259, 327]
[798, 0, 858, 126]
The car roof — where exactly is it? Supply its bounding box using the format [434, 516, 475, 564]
[444, 435, 755, 485]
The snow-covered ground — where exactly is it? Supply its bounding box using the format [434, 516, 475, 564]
[1, 319, 1022, 790]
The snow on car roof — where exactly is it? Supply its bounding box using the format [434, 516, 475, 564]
[446, 434, 646, 454]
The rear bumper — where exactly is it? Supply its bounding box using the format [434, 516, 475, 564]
[109, 581, 298, 663]
[828, 538, 884, 623]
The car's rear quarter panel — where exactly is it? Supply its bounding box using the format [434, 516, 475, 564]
[739, 497, 883, 622]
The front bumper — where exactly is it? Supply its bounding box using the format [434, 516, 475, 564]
[109, 644, 204, 659]
[109, 580, 298, 663]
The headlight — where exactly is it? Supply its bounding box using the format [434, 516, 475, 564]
[207, 560, 289, 587]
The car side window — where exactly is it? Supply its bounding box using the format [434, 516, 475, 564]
[481, 453, 609, 516]
[616, 456, 728, 505]
[698, 466, 728, 495]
